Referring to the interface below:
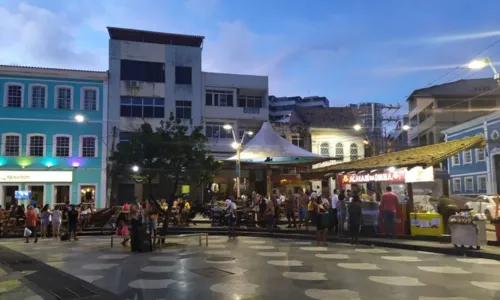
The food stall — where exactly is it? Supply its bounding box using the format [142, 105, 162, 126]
[449, 211, 487, 249]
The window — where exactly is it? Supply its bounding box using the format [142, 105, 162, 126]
[205, 123, 233, 139]
[56, 86, 73, 110]
[476, 148, 486, 162]
[238, 128, 257, 143]
[291, 135, 304, 148]
[320, 142, 330, 156]
[54, 135, 71, 157]
[335, 142, 344, 161]
[205, 89, 234, 107]
[350, 143, 358, 161]
[463, 150, 472, 164]
[492, 130, 500, 140]
[2, 134, 21, 156]
[175, 66, 192, 85]
[464, 177, 473, 191]
[477, 176, 487, 191]
[452, 178, 461, 193]
[451, 154, 460, 166]
[119, 132, 134, 143]
[28, 134, 45, 157]
[80, 136, 97, 157]
[120, 60, 165, 83]
[4, 84, 23, 107]
[120, 97, 165, 118]
[30, 85, 47, 108]
[175, 101, 192, 119]
[82, 88, 98, 111]
[238, 95, 263, 108]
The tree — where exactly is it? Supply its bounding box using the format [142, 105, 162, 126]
[110, 117, 222, 234]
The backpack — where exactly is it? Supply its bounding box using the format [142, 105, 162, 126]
[60, 231, 69, 241]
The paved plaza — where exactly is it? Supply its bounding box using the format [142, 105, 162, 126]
[1, 235, 500, 299]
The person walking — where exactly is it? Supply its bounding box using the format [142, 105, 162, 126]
[380, 186, 399, 238]
[315, 198, 327, 246]
[24, 205, 38, 243]
[348, 194, 363, 245]
[329, 189, 339, 233]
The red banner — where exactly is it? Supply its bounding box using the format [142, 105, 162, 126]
[338, 171, 405, 184]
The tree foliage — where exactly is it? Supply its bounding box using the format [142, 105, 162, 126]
[110, 116, 222, 210]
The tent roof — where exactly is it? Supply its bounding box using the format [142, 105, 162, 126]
[226, 122, 333, 165]
[303, 135, 486, 177]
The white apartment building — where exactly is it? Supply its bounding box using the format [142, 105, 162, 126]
[203, 72, 269, 160]
[106, 27, 268, 201]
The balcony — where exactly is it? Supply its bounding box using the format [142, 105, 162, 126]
[243, 107, 260, 114]
[204, 105, 269, 121]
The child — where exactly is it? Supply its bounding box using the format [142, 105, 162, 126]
[116, 212, 130, 246]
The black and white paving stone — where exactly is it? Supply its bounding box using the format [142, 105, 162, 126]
[2, 235, 500, 299]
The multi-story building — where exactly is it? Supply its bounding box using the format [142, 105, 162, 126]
[0, 65, 108, 208]
[106, 27, 269, 202]
[269, 95, 329, 122]
[442, 111, 500, 196]
[407, 78, 500, 147]
[386, 115, 409, 152]
[348, 102, 386, 151]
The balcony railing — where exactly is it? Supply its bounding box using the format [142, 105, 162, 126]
[243, 107, 260, 114]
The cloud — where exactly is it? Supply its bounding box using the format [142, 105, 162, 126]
[0, 2, 105, 69]
[185, 0, 219, 16]
[390, 30, 500, 45]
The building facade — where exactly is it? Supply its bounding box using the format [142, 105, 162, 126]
[386, 115, 409, 152]
[442, 111, 500, 196]
[269, 95, 329, 122]
[106, 27, 269, 202]
[0, 65, 108, 208]
[407, 78, 500, 147]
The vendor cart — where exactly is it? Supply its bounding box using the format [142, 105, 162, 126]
[449, 220, 487, 250]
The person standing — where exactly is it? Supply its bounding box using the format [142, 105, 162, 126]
[24, 205, 38, 243]
[380, 186, 399, 238]
[285, 191, 297, 228]
[265, 196, 275, 231]
[40, 204, 51, 239]
[329, 189, 339, 233]
[348, 194, 363, 245]
[52, 206, 62, 239]
[270, 191, 280, 228]
[226, 196, 237, 238]
[67, 205, 79, 241]
[297, 190, 309, 230]
[129, 203, 144, 252]
[315, 198, 327, 246]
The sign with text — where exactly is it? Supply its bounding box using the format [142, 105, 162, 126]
[405, 166, 434, 183]
[338, 170, 405, 184]
[0, 171, 72, 183]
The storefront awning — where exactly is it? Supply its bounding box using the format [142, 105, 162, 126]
[304, 135, 486, 177]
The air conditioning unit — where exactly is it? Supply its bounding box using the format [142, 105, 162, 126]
[129, 81, 141, 88]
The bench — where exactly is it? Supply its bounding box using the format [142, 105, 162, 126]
[111, 232, 209, 249]
[154, 233, 209, 250]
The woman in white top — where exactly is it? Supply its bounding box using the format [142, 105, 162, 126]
[52, 206, 62, 238]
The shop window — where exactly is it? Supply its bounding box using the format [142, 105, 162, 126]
[54, 185, 70, 205]
[80, 185, 96, 204]
[29, 185, 44, 207]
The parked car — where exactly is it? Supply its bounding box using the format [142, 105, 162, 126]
[465, 195, 500, 220]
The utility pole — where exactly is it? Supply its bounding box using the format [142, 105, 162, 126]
[107, 126, 117, 208]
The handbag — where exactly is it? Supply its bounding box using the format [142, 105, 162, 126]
[24, 227, 32, 237]
[116, 227, 122, 236]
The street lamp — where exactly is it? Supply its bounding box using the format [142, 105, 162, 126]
[224, 124, 252, 198]
[74, 114, 85, 123]
[467, 57, 500, 83]
[402, 125, 410, 131]
[353, 124, 362, 131]
[132, 165, 139, 172]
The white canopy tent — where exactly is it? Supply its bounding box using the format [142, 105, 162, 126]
[226, 121, 332, 165]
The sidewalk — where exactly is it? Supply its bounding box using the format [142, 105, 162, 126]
[163, 222, 500, 260]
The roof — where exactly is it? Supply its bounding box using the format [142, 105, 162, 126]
[0, 65, 107, 80]
[290, 107, 361, 129]
[0, 65, 106, 74]
[107, 27, 204, 47]
[226, 122, 333, 165]
[442, 110, 500, 135]
[406, 78, 500, 101]
[305, 135, 486, 175]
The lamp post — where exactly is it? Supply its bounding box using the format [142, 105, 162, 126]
[223, 124, 253, 198]
[468, 57, 500, 85]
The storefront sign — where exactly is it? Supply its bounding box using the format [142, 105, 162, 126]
[405, 166, 434, 183]
[0, 171, 72, 183]
[338, 171, 405, 184]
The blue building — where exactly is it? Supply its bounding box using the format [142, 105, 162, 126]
[442, 111, 500, 196]
[0, 65, 108, 208]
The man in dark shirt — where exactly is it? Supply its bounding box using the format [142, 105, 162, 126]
[67, 205, 79, 241]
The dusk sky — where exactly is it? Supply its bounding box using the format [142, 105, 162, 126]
[1, 0, 500, 112]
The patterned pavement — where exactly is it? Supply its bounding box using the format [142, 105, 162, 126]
[1, 235, 500, 300]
